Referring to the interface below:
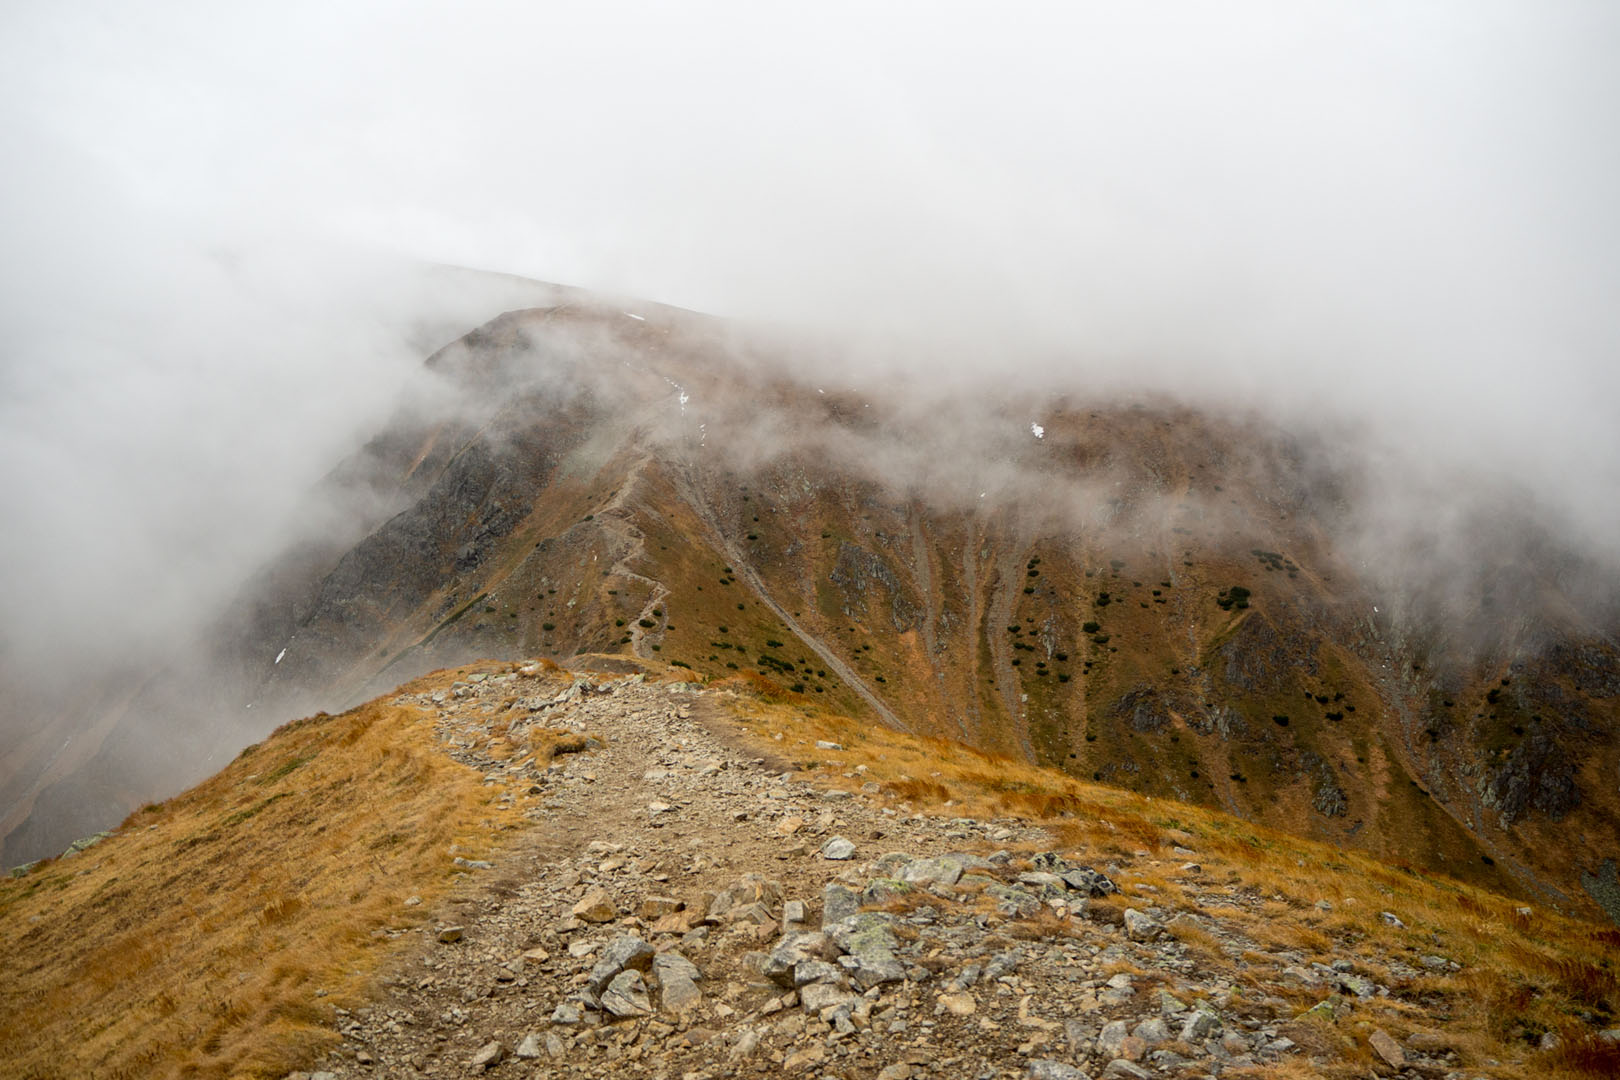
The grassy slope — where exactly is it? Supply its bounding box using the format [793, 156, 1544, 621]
[1, 655, 1616, 1077]
[0, 663, 566, 1080]
[711, 680, 1620, 1079]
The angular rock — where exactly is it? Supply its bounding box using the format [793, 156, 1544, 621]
[1180, 1009, 1222, 1040]
[573, 886, 618, 923]
[938, 991, 977, 1016]
[828, 912, 907, 984]
[730, 1029, 761, 1060]
[985, 883, 1043, 916]
[785, 1044, 828, 1070]
[436, 926, 464, 944]
[1123, 908, 1160, 941]
[515, 1033, 543, 1059]
[601, 970, 653, 1017]
[861, 877, 913, 906]
[827, 912, 900, 954]
[1098, 1020, 1130, 1058]
[821, 836, 857, 860]
[653, 950, 702, 983]
[984, 948, 1021, 980]
[799, 981, 854, 1013]
[899, 856, 965, 887]
[1017, 871, 1069, 897]
[660, 972, 702, 1016]
[822, 883, 860, 927]
[469, 1041, 503, 1069]
[1060, 867, 1118, 896]
[1131, 1017, 1169, 1046]
[840, 948, 907, 988]
[586, 934, 654, 993]
[738, 901, 779, 926]
[1369, 1029, 1405, 1068]
[1027, 1060, 1090, 1080]
[763, 932, 830, 987]
[793, 959, 846, 987]
[638, 895, 683, 918]
[1101, 1062, 1151, 1080]
[1157, 990, 1187, 1015]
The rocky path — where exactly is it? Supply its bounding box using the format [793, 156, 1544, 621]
[289, 669, 1470, 1080]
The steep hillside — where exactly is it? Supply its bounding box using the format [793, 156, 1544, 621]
[3, 658, 1618, 1080]
[7, 296, 1618, 929]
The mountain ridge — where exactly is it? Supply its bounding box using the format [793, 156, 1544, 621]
[4, 656, 1618, 1079]
[5, 295, 1618, 929]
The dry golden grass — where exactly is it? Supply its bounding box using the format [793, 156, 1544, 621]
[0, 662, 562, 1080]
[703, 683, 1620, 1079]
[1164, 917, 1225, 964]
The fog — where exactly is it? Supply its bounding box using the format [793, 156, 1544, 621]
[2, 4, 1618, 792]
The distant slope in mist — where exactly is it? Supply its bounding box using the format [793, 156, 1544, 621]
[6, 295, 1618, 925]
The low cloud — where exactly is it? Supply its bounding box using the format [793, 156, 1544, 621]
[2, 2, 1617, 705]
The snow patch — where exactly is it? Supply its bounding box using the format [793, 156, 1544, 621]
[1030, 422, 1045, 439]
[622, 312, 645, 321]
[274, 648, 286, 664]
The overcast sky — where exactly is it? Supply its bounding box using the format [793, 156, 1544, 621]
[2, 1, 1619, 666]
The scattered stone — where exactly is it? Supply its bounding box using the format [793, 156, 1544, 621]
[823, 883, 860, 927]
[784, 1044, 827, 1070]
[586, 935, 654, 993]
[515, 1033, 543, 1059]
[469, 1041, 503, 1069]
[1101, 1061, 1151, 1080]
[573, 886, 619, 923]
[821, 836, 856, 860]
[436, 926, 464, 944]
[639, 895, 683, 918]
[1028, 1060, 1090, 1080]
[653, 950, 702, 983]
[1131, 1017, 1168, 1046]
[660, 972, 702, 1015]
[601, 970, 653, 1017]
[1123, 908, 1160, 941]
[1369, 1029, 1405, 1068]
[1180, 1009, 1221, 1040]
[799, 982, 854, 1013]
[1098, 1020, 1130, 1058]
[899, 856, 965, 886]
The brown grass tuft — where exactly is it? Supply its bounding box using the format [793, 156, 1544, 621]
[1545, 1031, 1620, 1078]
